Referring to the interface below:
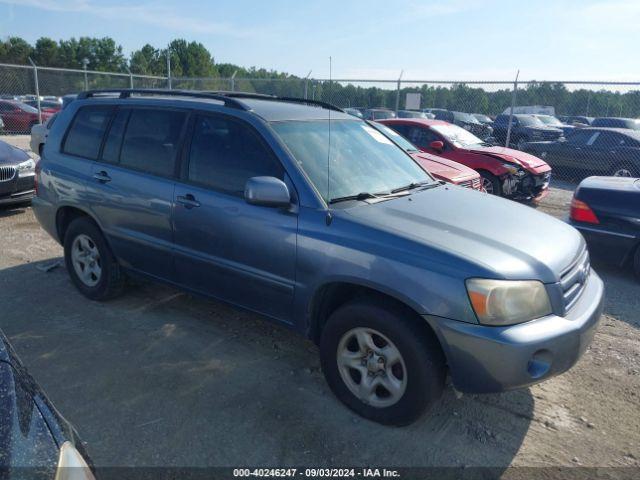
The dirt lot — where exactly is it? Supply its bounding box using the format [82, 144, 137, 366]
[0, 135, 639, 473]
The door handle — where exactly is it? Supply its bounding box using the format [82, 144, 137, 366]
[93, 171, 111, 183]
[176, 194, 201, 209]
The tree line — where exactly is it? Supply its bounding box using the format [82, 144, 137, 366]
[1, 36, 639, 117]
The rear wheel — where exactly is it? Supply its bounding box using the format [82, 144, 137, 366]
[320, 298, 445, 425]
[63, 217, 125, 300]
[634, 247, 640, 282]
[479, 171, 502, 196]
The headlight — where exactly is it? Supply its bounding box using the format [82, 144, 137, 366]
[54, 441, 95, 480]
[501, 163, 521, 175]
[17, 159, 35, 175]
[466, 278, 552, 326]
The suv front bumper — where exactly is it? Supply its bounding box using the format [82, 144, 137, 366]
[426, 270, 604, 393]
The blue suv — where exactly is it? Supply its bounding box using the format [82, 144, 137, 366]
[33, 90, 604, 425]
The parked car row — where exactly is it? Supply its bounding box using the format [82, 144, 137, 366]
[29, 89, 604, 427]
[0, 99, 55, 133]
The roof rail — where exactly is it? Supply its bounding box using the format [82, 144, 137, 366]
[213, 91, 344, 113]
[75, 89, 250, 110]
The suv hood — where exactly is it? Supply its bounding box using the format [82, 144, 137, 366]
[469, 145, 549, 170]
[410, 152, 477, 181]
[340, 185, 582, 282]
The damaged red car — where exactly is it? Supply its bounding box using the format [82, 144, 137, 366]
[379, 118, 551, 201]
[370, 121, 483, 190]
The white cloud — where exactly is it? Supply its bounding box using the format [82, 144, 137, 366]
[0, 0, 261, 38]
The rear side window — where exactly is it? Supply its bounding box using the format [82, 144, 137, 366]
[63, 106, 113, 159]
[187, 114, 283, 195]
[119, 109, 187, 177]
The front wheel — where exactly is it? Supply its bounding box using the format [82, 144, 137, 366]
[320, 298, 445, 426]
[479, 171, 503, 196]
[611, 163, 638, 178]
[634, 247, 640, 282]
[64, 217, 125, 300]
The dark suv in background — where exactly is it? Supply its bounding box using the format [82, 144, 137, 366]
[33, 89, 603, 425]
[433, 110, 493, 141]
[493, 114, 564, 150]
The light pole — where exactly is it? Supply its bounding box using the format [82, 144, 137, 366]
[81, 58, 89, 91]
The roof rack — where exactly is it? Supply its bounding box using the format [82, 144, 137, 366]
[75, 88, 345, 113]
[212, 91, 344, 113]
[75, 89, 250, 110]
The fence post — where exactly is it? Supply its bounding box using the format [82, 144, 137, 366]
[395, 70, 403, 113]
[166, 50, 172, 89]
[81, 58, 89, 90]
[304, 70, 312, 99]
[125, 67, 134, 88]
[505, 70, 519, 148]
[231, 70, 238, 92]
[28, 58, 42, 124]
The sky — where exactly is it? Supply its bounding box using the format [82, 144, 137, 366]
[0, 0, 638, 81]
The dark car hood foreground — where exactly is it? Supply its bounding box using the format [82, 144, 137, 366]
[340, 184, 582, 282]
[468, 145, 550, 170]
[0, 140, 30, 166]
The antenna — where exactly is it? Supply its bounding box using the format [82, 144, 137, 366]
[327, 56, 332, 205]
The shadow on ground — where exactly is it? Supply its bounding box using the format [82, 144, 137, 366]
[0, 259, 536, 469]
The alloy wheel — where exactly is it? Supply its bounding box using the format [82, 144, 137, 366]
[613, 168, 633, 177]
[71, 234, 102, 287]
[336, 327, 407, 408]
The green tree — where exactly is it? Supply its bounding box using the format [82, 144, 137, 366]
[0, 37, 33, 64]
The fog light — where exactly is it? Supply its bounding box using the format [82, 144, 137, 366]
[527, 349, 552, 379]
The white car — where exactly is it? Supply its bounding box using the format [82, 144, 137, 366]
[29, 112, 58, 155]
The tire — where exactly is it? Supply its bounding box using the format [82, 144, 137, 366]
[610, 163, 638, 178]
[479, 171, 502, 196]
[320, 298, 445, 426]
[634, 247, 640, 282]
[63, 217, 125, 301]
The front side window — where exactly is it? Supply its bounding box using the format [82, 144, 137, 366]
[566, 131, 594, 145]
[187, 114, 283, 195]
[271, 119, 431, 202]
[119, 109, 186, 177]
[63, 106, 113, 159]
[406, 126, 440, 149]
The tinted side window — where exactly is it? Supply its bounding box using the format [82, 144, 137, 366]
[566, 131, 594, 145]
[101, 109, 130, 163]
[187, 114, 283, 195]
[406, 126, 440, 148]
[120, 109, 186, 177]
[63, 106, 113, 159]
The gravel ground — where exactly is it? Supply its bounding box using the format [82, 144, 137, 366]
[0, 135, 638, 474]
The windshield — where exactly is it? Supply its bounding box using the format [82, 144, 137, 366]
[454, 112, 481, 124]
[518, 115, 546, 127]
[431, 123, 484, 147]
[271, 120, 432, 202]
[18, 103, 39, 113]
[537, 115, 563, 126]
[369, 122, 419, 152]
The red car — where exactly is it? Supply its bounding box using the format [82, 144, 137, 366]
[371, 121, 483, 190]
[0, 100, 54, 133]
[379, 118, 552, 200]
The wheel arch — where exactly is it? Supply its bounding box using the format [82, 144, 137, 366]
[307, 280, 439, 347]
[55, 205, 102, 244]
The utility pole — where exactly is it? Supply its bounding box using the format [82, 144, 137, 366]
[505, 70, 520, 148]
[28, 57, 42, 124]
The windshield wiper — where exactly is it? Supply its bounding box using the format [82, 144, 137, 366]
[329, 192, 380, 204]
[390, 181, 437, 194]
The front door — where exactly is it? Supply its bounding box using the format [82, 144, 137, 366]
[172, 113, 298, 323]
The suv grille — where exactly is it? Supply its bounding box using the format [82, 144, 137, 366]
[0, 166, 16, 182]
[459, 178, 481, 190]
[560, 247, 590, 313]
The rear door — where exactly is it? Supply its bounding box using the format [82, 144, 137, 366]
[172, 113, 298, 322]
[84, 106, 188, 280]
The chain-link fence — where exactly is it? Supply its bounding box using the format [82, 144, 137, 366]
[2, 62, 639, 181]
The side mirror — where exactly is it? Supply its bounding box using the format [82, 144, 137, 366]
[244, 176, 291, 208]
[430, 140, 444, 152]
